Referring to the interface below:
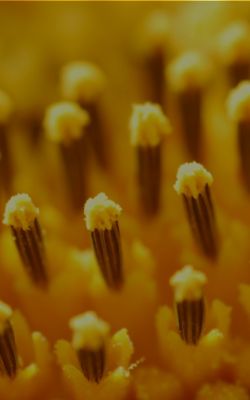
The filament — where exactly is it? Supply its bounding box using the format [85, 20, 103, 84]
[84, 193, 123, 290]
[3, 194, 48, 287]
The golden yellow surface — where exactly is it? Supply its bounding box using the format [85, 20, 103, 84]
[0, 2, 250, 400]
[0, 90, 12, 124]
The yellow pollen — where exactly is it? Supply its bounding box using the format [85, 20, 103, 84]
[218, 21, 250, 64]
[167, 51, 211, 92]
[170, 265, 207, 302]
[139, 10, 170, 54]
[70, 311, 110, 351]
[3, 193, 39, 230]
[84, 192, 122, 231]
[44, 101, 90, 145]
[174, 162, 213, 198]
[61, 61, 106, 104]
[130, 102, 172, 147]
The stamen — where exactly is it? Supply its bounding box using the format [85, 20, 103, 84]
[84, 192, 123, 290]
[0, 90, 13, 195]
[227, 81, 250, 191]
[174, 162, 218, 259]
[0, 302, 18, 377]
[168, 52, 210, 160]
[130, 102, 171, 216]
[61, 62, 107, 167]
[44, 101, 90, 210]
[170, 265, 207, 345]
[139, 11, 170, 106]
[70, 312, 110, 383]
[3, 194, 48, 287]
[218, 21, 250, 86]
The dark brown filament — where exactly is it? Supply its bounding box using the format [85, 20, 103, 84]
[81, 103, 108, 169]
[145, 48, 166, 107]
[228, 60, 250, 87]
[238, 120, 250, 191]
[60, 135, 88, 210]
[183, 184, 218, 259]
[11, 218, 48, 287]
[0, 124, 12, 195]
[0, 320, 18, 378]
[178, 88, 202, 160]
[91, 221, 123, 290]
[137, 144, 161, 216]
[77, 345, 105, 383]
[176, 298, 205, 345]
[20, 109, 44, 147]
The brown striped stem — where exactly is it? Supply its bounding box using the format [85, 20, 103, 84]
[176, 298, 205, 345]
[0, 320, 18, 378]
[91, 221, 123, 290]
[77, 345, 105, 383]
[11, 218, 48, 287]
[182, 184, 218, 259]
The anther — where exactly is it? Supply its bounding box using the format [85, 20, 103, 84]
[170, 265, 207, 345]
[84, 192, 123, 290]
[227, 81, 250, 191]
[0, 302, 18, 377]
[130, 102, 171, 216]
[3, 194, 48, 287]
[174, 162, 219, 259]
[139, 10, 170, 106]
[218, 21, 250, 86]
[61, 62, 107, 167]
[70, 311, 110, 383]
[168, 52, 210, 160]
[44, 101, 90, 210]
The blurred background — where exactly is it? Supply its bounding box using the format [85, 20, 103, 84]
[1, 2, 249, 125]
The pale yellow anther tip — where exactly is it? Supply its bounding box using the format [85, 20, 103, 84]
[70, 311, 110, 351]
[3, 193, 39, 230]
[167, 51, 211, 92]
[218, 21, 250, 64]
[227, 81, 250, 122]
[170, 265, 207, 302]
[0, 89, 12, 124]
[61, 62, 106, 104]
[84, 192, 122, 231]
[140, 10, 170, 52]
[174, 162, 213, 198]
[44, 101, 90, 144]
[130, 102, 171, 147]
